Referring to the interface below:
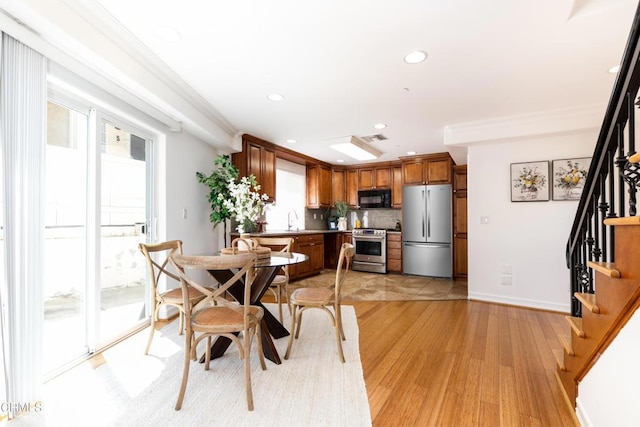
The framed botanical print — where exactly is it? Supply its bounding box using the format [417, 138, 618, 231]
[552, 157, 591, 201]
[510, 161, 550, 202]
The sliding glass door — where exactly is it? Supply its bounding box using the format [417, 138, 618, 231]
[44, 100, 154, 375]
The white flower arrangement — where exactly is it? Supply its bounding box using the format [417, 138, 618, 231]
[220, 175, 271, 234]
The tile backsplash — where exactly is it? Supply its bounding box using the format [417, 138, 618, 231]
[305, 208, 402, 231]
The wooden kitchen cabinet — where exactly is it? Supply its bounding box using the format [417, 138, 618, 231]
[401, 154, 452, 186]
[392, 165, 402, 208]
[233, 135, 276, 201]
[453, 165, 467, 280]
[358, 167, 391, 190]
[346, 169, 358, 208]
[386, 232, 402, 273]
[331, 169, 346, 206]
[306, 163, 331, 208]
[290, 233, 325, 280]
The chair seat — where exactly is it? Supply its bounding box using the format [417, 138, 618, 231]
[271, 274, 287, 285]
[290, 287, 334, 305]
[192, 305, 264, 332]
[161, 286, 210, 303]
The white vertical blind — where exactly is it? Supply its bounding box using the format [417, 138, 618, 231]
[0, 32, 47, 418]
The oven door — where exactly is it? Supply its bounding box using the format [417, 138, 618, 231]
[353, 236, 385, 264]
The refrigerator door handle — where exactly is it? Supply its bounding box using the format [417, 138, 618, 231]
[421, 188, 426, 238]
[427, 188, 431, 239]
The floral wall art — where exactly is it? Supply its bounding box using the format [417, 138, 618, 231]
[552, 157, 591, 201]
[510, 161, 550, 202]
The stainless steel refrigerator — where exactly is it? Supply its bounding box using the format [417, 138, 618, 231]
[402, 184, 452, 278]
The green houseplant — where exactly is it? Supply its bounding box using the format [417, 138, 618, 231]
[196, 154, 239, 246]
[335, 200, 349, 231]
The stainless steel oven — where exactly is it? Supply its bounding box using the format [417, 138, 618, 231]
[352, 229, 387, 274]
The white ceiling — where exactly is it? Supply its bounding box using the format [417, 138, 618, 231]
[4, 0, 639, 165]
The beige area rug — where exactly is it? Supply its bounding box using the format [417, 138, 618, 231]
[13, 304, 371, 427]
[290, 270, 468, 301]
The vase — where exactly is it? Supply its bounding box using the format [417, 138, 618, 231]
[238, 233, 252, 251]
[337, 217, 347, 231]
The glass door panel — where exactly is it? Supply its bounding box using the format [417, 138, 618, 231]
[98, 122, 149, 343]
[43, 101, 89, 373]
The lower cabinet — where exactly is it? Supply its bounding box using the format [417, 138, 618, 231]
[290, 234, 324, 281]
[386, 232, 402, 273]
[324, 232, 352, 270]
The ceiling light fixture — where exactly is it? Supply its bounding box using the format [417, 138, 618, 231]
[404, 50, 427, 64]
[328, 135, 383, 161]
[286, 139, 296, 144]
[267, 93, 284, 101]
[374, 123, 387, 130]
[608, 65, 620, 74]
[407, 151, 417, 155]
[154, 26, 182, 42]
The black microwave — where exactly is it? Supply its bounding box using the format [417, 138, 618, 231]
[358, 189, 392, 209]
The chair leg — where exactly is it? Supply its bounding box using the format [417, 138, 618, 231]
[144, 305, 160, 355]
[243, 330, 254, 411]
[175, 330, 192, 410]
[178, 310, 184, 335]
[256, 322, 267, 370]
[204, 335, 212, 371]
[335, 304, 345, 363]
[276, 284, 283, 323]
[284, 305, 298, 360]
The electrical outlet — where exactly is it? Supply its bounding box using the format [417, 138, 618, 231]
[320, 214, 323, 220]
[480, 216, 490, 224]
[501, 274, 512, 286]
[182, 208, 187, 219]
[313, 213, 317, 219]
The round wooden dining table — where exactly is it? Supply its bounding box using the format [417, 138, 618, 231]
[204, 251, 308, 365]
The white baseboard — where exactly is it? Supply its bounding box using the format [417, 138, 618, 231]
[575, 397, 591, 427]
[468, 291, 571, 313]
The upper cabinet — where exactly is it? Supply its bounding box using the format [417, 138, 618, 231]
[233, 135, 276, 201]
[346, 169, 358, 208]
[358, 167, 391, 190]
[331, 169, 346, 206]
[401, 154, 452, 186]
[392, 165, 403, 208]
[306, 163, 331, 208]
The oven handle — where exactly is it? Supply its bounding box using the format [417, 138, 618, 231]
[353, 236, 386, 241]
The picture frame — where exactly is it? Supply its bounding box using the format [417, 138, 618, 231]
[510, 161, 550, 202]
[552, 157, 591, 201]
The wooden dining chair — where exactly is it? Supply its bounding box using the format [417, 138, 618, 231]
[253, 236, 294, 322]
[284, 242, 355, 363]
[170, 252, 266, 411]
[138, 240, 208, 355]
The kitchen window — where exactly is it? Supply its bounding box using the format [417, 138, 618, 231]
[265, 158, 305, 231]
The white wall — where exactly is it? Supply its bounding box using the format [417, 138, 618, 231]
[576, 308, 640, 427]
[163, 131, 221, 256]
[468, 130, 596, 312]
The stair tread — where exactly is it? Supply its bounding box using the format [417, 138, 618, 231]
[587, 261, 621, 278]
[565, 316, 586, 338]
[575, 292, 600, 313]
[603, 216, 640, 226]
[559, 335, 575, 356]
[630, 152, 640, 164]
[553, 348, 566, 371]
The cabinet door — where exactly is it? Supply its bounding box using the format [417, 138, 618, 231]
[309, 239, 324, 273]
[375, 167, 391, 188]
[331, 169, 346, 206]
[392, 166, 402, 208]
[427, 158, 452, 184]
[261, 147, 276, 201]
[319, 166, 332, 207]
[402, 160, 425, 185]
[454, 235, 468, 278]
[346, 170, 358, 208]
[358, 168, 374, 190]
[454, 193, 467, 235]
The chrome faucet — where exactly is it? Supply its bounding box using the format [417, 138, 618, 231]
[287, 210, 299, 231]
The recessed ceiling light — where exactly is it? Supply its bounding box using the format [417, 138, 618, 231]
[407, 151, 417, 155]
[608, 65, 620, 74]
[286, 139, 296, 144]
[404, 50, 427, 64]
[336, 159, 345, 163]
[154, 26, 182, 42]
[374, 123, 387, 130]
[267, 93, 284, 102]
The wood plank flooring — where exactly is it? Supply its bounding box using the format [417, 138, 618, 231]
[350, 300, 578, 427]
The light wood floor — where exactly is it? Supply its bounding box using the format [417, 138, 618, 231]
[350, 300, 578, 427]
